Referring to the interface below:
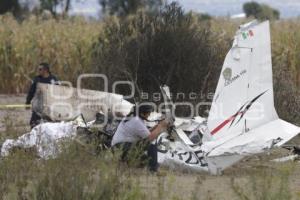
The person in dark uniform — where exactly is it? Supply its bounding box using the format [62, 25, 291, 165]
[25, 63, 58, 128]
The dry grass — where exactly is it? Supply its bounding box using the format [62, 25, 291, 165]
[0, 14, 102, 93]
[0, 115, 300, 200]
[0, 141, 298, 200]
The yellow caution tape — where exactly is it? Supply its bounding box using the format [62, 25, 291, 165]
[0, 104, 32, 109]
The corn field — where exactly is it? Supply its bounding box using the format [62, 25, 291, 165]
[0, 14, 101, 93]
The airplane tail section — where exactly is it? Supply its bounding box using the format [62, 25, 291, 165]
[207, 21, 279, 140]
[204, 20, 300, 173]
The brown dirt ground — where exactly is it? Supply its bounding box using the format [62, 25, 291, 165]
[0, 94, 31, 133]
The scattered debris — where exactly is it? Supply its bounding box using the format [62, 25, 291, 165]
[1, 20, 300, 175]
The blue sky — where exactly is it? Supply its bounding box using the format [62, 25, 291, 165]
[39, 0, 300, 18]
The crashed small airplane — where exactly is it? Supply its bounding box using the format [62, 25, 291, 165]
[156, 20, 300, 174]
[1, 20, 300, 174]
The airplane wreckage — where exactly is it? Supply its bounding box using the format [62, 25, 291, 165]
[1, 20, 300, 175]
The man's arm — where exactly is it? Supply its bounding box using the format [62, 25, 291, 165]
[26, 78, 38, 104]
[148, 120, 168, 141]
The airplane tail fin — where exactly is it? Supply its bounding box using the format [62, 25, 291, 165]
[207, 21, 279, 140]
[204, 20, 300, 173]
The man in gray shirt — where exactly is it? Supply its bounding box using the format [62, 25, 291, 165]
[112, 104, 168, 172]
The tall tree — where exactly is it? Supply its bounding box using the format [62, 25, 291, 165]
[39, 0, 71, 17]
[40, 0, 59, 16]
[243, 1, 280, 20]
[99, 0, 165, 16]
[0, 0, 21, 16]
[91, 2, 220, 105]
[243, 1, 261, 18]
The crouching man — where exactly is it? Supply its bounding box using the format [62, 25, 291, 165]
[111, 104, 168, 172]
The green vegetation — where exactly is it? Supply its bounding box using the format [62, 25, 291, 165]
[0, 122, 299, 199]
[39, 0, 71, 17]
[100, 0, 165, 16]
[243, 1, 280, 20]
[0, 0, 21, 17]
[91, 2, 224, 99]
[0, 141, 144, 199]
[230, 164, 295, 200]
[1, 114, 300, 200]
